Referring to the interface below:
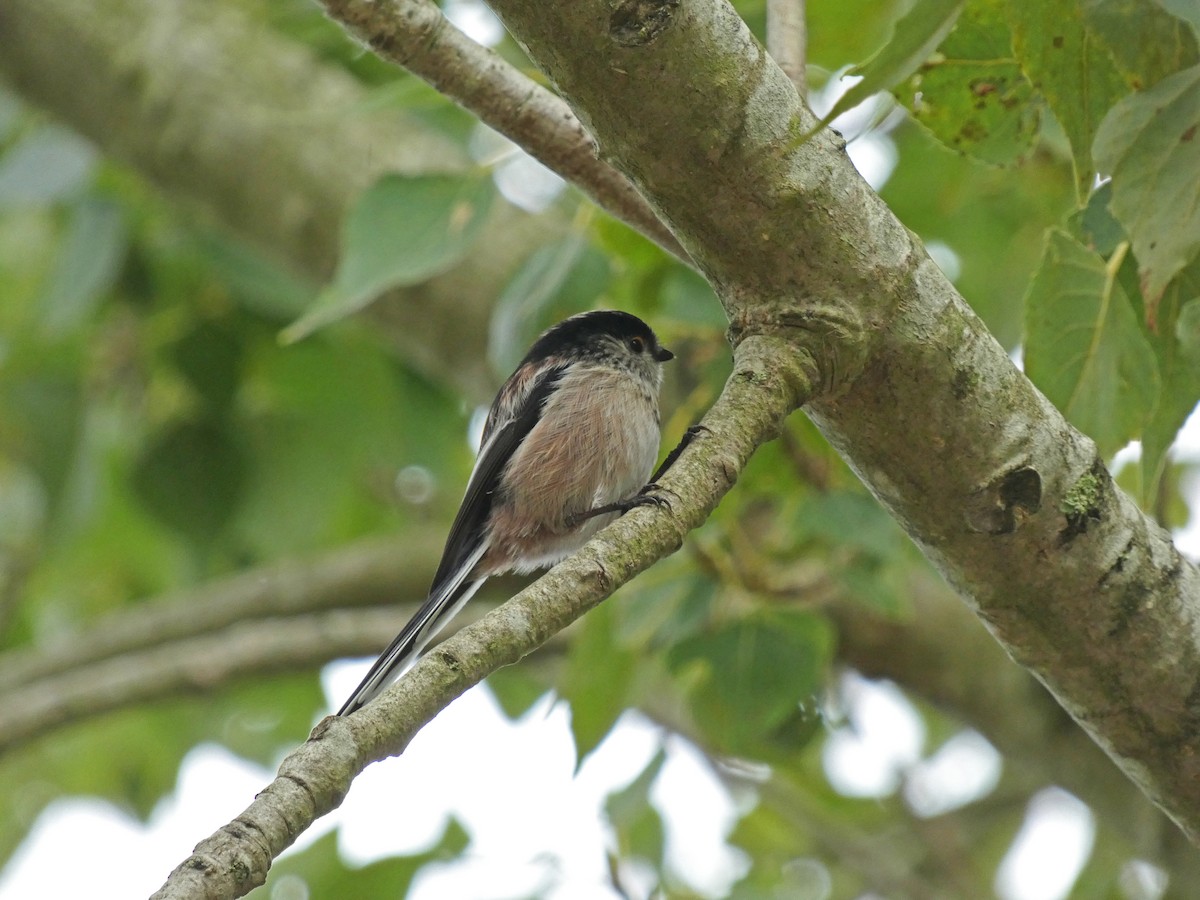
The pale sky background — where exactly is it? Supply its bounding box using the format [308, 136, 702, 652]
[0, 4, 1187, 898]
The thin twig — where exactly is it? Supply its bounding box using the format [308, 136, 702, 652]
[150, 335, 812, 899]
[766, 0, 808, 97]
[319, 0, 692, 265]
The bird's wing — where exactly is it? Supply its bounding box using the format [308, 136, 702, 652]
[336, 363, 566, 716]
[429, 362, 566, 593]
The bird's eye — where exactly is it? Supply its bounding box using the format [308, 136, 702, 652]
[630, 337, 645, 353]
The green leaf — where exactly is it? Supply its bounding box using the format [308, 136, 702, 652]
[171, 320, 244, 410]
[485, 667, 548, 720]
[1008, 0, 1131, 196]
[821, 0, 966, 128]
[0, 85, 21, 143]
[0, 125, 97, 209]
[1024, 230, 1160, 456]
[282, 173, 494, 342]
[605, 748, 667, 868]
[267, 820, 469, 897]
[1069, 181, 1125, 256]
[1141, 285, 1200, 502]
[487, 234, 611, 374]
[900, 0, 1041, 165]
[792, 490, 907, 561]
[1155, 0, 1200, 30]
[131, 417, 246, 546]
[1083, 0, 1200, 89]
[667, 611, 833, 755]
[38, 198, 127, 335]
[613, 565, 718, 651]
[559, 600, 637, 767]
[195, 230, 317, 319]
[1093, 64, 1200, 304]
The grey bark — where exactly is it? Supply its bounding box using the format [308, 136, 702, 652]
[478, 0, 1200, 843]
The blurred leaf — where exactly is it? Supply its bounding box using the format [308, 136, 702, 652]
[1083, 0, 1199, 89]
[1024, 230, 1159, 456]
[1093, 65, 1200, 305]
[485, 667, 548, 720]
[488, 234, 611, 374]
[667, 611, 833, 755]
[1177, 297, 1200, 357]
[1070, 181, 1125, 256]
[1008, 0, 1131, 196]
[171, 320, 243, 411]
[901, 0, 1041, 165]
[38, 198, 126, 336]
[560, 601, 637, 766]
[1155, 0, 1200, 29]
[0, 460, 47, 553]
[232, 336, 448, 556]
[262, 820, 469, 898]
[0, 87, 20, 143]
[800, 0, 911, 72]
[283, 173, 494, 342]
[0, 374, 83, 505]
[195, 230, 316, 319]
[820, 0, 965, 128]
[0, 673, 323, 868]
[660, 266, 728, 328]
[605, 747, 666, 868]
[1142, 292, 1200, 501]
[0, 125, 97, 209]
[132, 418, 246, 546]
[614, 565, 718, 651]
[792, 490, 906, 561]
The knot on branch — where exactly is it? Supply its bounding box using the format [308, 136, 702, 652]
[964, 465, 1044, 535]
[609, 0, 681, 47]
[728, 301, 869, 403]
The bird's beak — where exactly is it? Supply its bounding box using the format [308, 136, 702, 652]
[655, 347, 674, 362]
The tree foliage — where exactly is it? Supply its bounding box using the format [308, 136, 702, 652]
[0, 0, 1198, 896]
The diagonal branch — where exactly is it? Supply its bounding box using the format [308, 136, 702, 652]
[0, 610, 404, 755]
[766, 0, 808, 96]
[319, 0, 691, 265]
[150, 335, 811, 899]
[0, 535, 438, 692]
[478, 0, 1200, 846]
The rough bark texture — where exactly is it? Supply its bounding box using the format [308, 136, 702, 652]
[480, 0, 1200, 841]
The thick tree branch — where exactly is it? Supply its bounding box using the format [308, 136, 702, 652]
[319, 0, 691, 265]
[473, 0, 1200, 843]
[151, 336, 811, 898]
[832, 577, 1200, 881]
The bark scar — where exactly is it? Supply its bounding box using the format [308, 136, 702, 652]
[609, 0, 681, 47]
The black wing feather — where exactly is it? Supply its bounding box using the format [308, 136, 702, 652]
[335, 363, 568, 716]
[429, 363, 566, 592]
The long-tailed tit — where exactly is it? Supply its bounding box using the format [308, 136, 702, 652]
[337, 310, 674, 716]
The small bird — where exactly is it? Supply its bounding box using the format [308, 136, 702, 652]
[338, 310, 674, 716]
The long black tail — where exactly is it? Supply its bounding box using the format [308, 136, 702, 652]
[337, 569, 487, 716]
